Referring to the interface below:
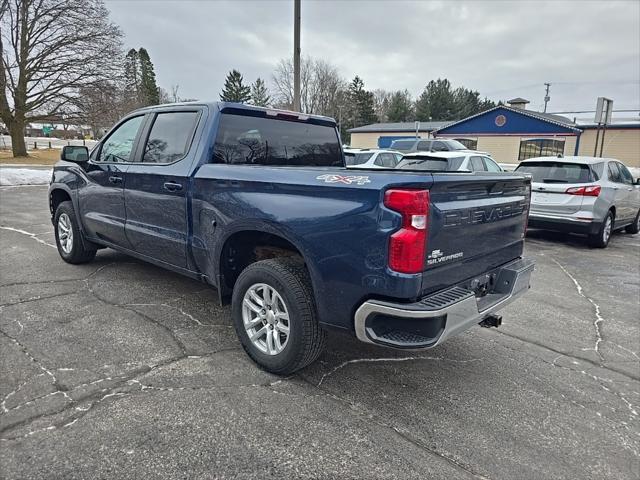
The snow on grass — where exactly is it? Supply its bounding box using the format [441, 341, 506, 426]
[0, 168, 52, 186]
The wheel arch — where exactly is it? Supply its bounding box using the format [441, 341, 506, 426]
[216, 227, 318, 299]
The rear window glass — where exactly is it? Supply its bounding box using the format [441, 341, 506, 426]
[446, 140, 468, 151]
[396, 156, 465, 171]
[515, 162, 593, 183]
[390, 140, 416, 151]
[344, 152, 374, 166]
[212, 113, 342, 166]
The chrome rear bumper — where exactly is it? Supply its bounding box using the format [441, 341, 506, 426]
[354, 258, 535, 349]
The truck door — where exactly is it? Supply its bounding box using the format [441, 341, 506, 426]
[123, 110, 201, 268]
[78, 115, 145, 247]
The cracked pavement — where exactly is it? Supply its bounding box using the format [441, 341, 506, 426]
[1, 185, 639, 479]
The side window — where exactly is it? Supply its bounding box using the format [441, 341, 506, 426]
[607, 162, 622, 183]
[483, 157, 502, 172]
[98, 116, 144, 163]
[616, 162, 634, 185]
[470, 156, 486, 171]
[417, 141, 431, 151]
[143, 111, 199, 163]
[432, 141, 448, 152]
[375, 153, 397, 168]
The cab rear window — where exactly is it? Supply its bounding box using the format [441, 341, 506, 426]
[212, 113, 342, 167]
[515, 162, 594, 183]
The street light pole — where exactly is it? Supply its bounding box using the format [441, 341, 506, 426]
[293, 0, 301, 112]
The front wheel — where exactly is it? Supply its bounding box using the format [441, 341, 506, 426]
[625, 210, 640, 234]
[231, 258, 326, 375]
[589, 211, 613, 248]
[54, 201, 97, 264]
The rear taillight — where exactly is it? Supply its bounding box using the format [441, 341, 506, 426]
[565, 185, 601, 197]
[384, 189, 429, 274]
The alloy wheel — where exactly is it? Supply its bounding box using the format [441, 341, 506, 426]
[58, 213, 73, 254]
[242, 283, 290, 355]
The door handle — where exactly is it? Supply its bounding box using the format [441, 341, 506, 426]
[108, 176, 122, 184]
[163, 181, 183, 192]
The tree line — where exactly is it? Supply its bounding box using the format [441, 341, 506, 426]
[220, 58, 497, 137]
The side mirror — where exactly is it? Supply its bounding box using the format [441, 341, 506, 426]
[61, 145, 89, 163]
[635, 178, 640, 185]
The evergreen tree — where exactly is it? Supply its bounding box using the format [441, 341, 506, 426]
[346, 76, 377, 128]
[138, 48, 159, 105]
[250, 78, 271, 106]
[123, 48, 141, 106]
[386, 90, 414, 122]
[220, 70, 251, 103]
[415, 78, 497, 121]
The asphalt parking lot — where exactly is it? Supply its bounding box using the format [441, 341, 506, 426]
[1, 185, 638, 480]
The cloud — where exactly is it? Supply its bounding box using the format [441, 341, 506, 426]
[106, 0, 640, 112]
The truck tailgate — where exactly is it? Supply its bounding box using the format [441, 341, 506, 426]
[421, 172, 531, 295]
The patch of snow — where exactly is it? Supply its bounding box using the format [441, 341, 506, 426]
[0, 168, 52, 186]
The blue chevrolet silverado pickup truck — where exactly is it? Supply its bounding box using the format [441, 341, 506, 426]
[49, 102, 534, 374]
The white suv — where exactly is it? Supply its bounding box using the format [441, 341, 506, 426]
[344, 148, 403, 169]
[395, 151, 504, 172]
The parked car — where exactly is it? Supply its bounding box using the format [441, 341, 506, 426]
[389, 138, 489, 155]
[515, 156, 640, 247]
[49, 102, 534, 374]
[344, 148, 403, 169]
[396, 151, 504, 172]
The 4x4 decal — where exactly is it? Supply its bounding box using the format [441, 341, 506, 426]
[316, 174, 371, 185]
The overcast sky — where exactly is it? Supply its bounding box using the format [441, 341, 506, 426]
[106, 0, 639, 116]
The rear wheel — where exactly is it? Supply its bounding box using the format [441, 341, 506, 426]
[231, 258, 326, 375]
[54, 201, 97, 264]
[625, 210, 640, 234]
[589, 211, 613, 248]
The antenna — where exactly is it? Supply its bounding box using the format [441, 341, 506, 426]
[543, 83, 551, 113]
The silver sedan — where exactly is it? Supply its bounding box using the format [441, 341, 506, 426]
[515, 156, 640, 247]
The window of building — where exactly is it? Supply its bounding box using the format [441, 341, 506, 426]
[453, 138, 478, 150]
[143, 112, 199, 163]
[212, 113, 342, 166]
[518, 138, 565, 160]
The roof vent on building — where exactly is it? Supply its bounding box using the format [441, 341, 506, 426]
[507, 98, 530, 110]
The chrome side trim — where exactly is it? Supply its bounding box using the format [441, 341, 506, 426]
[354, 258, 535, 348]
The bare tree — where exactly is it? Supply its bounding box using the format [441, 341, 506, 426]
[373, 89, 392, 123]
[271, 56, 345, 117]
[0, 0, 123, 156]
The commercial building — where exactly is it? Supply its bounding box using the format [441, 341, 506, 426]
[348, 98, 639, 167]
[347, 121, 448, 148]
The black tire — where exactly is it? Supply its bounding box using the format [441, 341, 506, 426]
[589, 211, 614, 248]
[231, 258, 326, 375]
[54, 201, 97, 264]
[625, 210, 640, 234]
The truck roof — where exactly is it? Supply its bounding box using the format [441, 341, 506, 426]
[130, 101, 337, 126]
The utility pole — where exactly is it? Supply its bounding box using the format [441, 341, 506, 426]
[543, 83, 551, 113]
[293, 0, 301, 112]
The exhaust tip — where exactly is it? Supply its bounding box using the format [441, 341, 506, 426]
[479, 314, 502, 328]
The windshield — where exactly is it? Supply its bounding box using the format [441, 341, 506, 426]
[447, 140, 468, 151]
[389, 140, 416, 151]
[515, 161, 593, 183]
[344, 152, 374, 166]
[396, 156, 465, 171]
